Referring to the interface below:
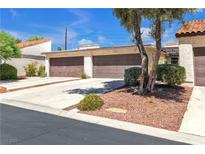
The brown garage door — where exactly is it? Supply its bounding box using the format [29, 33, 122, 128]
[93, 54, 141, 78]
[194, 47, 205, 86]
[50, 57, 84, 77]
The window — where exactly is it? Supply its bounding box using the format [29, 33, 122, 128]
[171, 57, 178, 64]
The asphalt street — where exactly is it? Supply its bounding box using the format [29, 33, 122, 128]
[0, 104, 187, 145]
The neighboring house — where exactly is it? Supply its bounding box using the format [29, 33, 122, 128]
[162, 43, 179, 64]
[43, 45, 165, 78]
[7, 39, 51, 77]
[176, 19, 205, 86]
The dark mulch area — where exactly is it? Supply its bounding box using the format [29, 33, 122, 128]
[81, 85, 193, 131]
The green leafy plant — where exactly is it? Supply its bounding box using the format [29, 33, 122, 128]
[124, 67, 141, 86]
[78, 94, 104, 111]
[27, 35, 44, 41]
[0, 63, 17, 80]
[24, 63, 37, 77]
[38, 65, 46, 77]
[80, 72, 87, 79]
[0, 31, 21, 61]
[157, 64, 186, 86]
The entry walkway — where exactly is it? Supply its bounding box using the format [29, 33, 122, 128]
[180, 86, 205, 136]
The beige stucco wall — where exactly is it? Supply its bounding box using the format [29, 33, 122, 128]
[178, 35, 205, 83]
[178, 35, 205, 47]
[6, 58, 45, 77]
[179, 44, 194, 82]
[84, 56, 93, 78]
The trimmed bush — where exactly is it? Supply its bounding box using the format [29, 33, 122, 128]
[24, 63, 37, 77]
[0, 63, 17, 80]
[157, 64, 186, 85]
[78, 94, 104, 111]
[124, 67, 141, 86]
[80, 72, 87, 79]
[38, 65, 46, 77]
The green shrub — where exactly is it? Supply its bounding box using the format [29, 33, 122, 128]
[38, 65, 46, 77]
[0, 63, 17, 80]
[157, 64, 186, 86]
[80, 72, 87, 79]
[78, 94, 104, 111]
[124, 67, 141, 86]
[24, 63, 37, 77]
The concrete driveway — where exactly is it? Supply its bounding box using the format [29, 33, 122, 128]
[179, 86, 205, 137]
[0, 78, 124, 109]
[0, 77, 79, 91]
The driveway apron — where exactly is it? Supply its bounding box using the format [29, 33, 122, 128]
[0, 78, 124, 109]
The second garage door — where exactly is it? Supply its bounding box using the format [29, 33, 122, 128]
[194, 47, 205, 86]
[50, 57, 84, 77]
[93, 54, 141, 78]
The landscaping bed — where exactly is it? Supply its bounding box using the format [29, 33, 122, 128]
[80, 85, 192, 131]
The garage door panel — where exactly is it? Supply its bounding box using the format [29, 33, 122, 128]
[93, 54, 141, 78]
[194, 57, 205, 66]
[194, 47, 205, 86]
[50, 66, 83, 77]
[50, 57, 84, 77]
[195, 68, 205, 77]
[93, 54, 141, 66]
[195, 78, 205, 86]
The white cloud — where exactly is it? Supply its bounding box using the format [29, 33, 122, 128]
[78, 39, 97, 46]
[97, 36, 107, 43]
[68, 9, 91, 27]
[141, 27, 151, 39]
[140, 27, 154, 44]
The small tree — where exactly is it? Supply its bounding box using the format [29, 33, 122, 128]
[15, 38, 22, 43]
[27, 35, 44, 41]
[0, 31, 21, 61]
[57, 46, 62, 51]
[113, 9, 197, 94]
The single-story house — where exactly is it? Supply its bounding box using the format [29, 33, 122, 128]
[43, 45, 165, 78]
[176, 19, 205, 86]
[6, 39, 51, 77]
[162, 43, 179, 64]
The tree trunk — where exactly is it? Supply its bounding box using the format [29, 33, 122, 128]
[146, 16, 161, 93]
[134, 15, 149, 94]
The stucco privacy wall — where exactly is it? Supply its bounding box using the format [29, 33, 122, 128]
[178, 35, 205, 83]
[21, 41, 51, 56]
[7, 57, 45, 77]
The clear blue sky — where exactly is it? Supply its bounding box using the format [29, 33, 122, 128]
[1, 8, 205, 50]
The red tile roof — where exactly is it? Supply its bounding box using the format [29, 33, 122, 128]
[176, 19, 205, 37]
[17, 39, 50, 48]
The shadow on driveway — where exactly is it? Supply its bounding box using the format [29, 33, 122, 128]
[65, 80, 124, 95]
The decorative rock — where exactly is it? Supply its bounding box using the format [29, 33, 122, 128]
[0, 86, 7, 93]
[106, 107, 127, 114]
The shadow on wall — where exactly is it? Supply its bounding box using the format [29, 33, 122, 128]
[65, 80, 125, 95]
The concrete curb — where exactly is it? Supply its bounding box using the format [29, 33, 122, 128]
[5, 78, 80, 92]
[1, 100, 205, 145]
